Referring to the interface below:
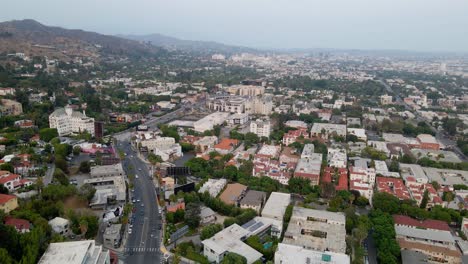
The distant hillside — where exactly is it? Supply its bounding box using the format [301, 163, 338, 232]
[121, 33, 257, 55]
[0, 19, 161, 60]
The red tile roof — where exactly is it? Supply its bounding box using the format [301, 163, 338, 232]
[0, 174, 19, 185]
[214, 138, 239, 150]
[4, 216, 30, 230]
[393, 215, 450, 231]
[0, 194, 16, 204]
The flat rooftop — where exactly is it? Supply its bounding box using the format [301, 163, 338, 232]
[275, 243, 350, 264]
[261, 192, 291, 220]
[283, 207, 347, 254]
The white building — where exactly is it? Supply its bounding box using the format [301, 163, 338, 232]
[198, 179, 227, 197]
[347, 128, 367, 141]
[275, 243, 350, 264]
[193, 112, 230, 133]
[327, 148, 347, 169]
[250, 118, 271, 138]
[262, 192, 291, 221]
[38, 240, 110, 264]
[90, 163, 125, 178]
[202, 224, 262, 264]
[49, 105, 95, 136]
[48, 217, 70, 236]
[283, 207, 347, 254]
[310, 123, 346, 139]
[228, 113, 249, 126]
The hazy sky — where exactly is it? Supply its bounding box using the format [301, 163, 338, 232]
[2, 0, 468, 52]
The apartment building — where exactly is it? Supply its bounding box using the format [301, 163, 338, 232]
[283, 207, 347, 254]
[0, 99, 23, 116]
[250, 118, 271, 138]
[294, 153, 323, 186]
[394, 215, 461, 263]
[49, 105, 95, 136]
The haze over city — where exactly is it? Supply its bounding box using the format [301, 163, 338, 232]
[0, 1, 468, 264]
[2, 0, 468, 52]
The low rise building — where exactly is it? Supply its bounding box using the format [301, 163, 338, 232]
[0, 99, 23, 116]
[416, 134, 440, 150]
[0, 194, 18, 213]
[214, 138, 239, 154]
[294, 154, 323, 186]
[227, 113, 249, 126]
[327, 148, 347, 169]
[283, 207, 347, 254]
[219, 183, 247, 206]
[275, 243, 350, 264]
[310, 123, 346, 139]
[394, 215, 461, 263]
[282, 128, 309, 146]
[240, 190, 267, 213]
[376, 177, 411, 200]
[90, 163, 125, 178]
[301, 144, 315, 159]
[262, 192, 291, 221]
[193, 112, 230, 133]
[38, 240, 111, 264]
[103, 224, 122, 249]
[284, 120, 307, 129]
[347, 128, 367, 141]
[4, 216, 31, 233]
[48, 217, 71, 236]
[202, 224, 262, 264]
[198, 179, 227, 197]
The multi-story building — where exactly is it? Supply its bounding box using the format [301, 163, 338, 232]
[250, 118, 271, 138]
[294, 153, 323, 185]
[227, 113, 249, 126]
[282, 128, 309, 146]
[310, 123, 346, 139]
[275, 243, 350, 264]
[283, 207, 347, 254]
[394, 215, 461, 263]
[49, 105, 95, 136]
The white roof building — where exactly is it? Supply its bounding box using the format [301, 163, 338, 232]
[284, 120, 308, 129]
[38, 240, 110, 264]
[262, 192, 291, 221]
[283, 207, 347, 254]
[193, 112, 231, 133]
[202, 224, 262, 264]
[275, 243, 350, 264]
[90, 163, 125, 178]
[301, 144, 315, 159]
[48, 217, 70, 235]
[347, 128, 367, 141]
[49, 105, 95, 137]
[198, 179, 227, 198]
[310, 123, 346, 139]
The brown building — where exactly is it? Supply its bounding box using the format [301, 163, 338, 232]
[219, 183, 247, 206]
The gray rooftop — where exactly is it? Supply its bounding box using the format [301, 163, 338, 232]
[240, 190, 267, 206]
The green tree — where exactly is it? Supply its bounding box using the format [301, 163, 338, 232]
[200, 224, 223, 240]
[221, 252, 247, 264]
[184, 203, 201, 228]
[79, 161, 91, 173]
[420, 190, 429, 209]
[39, 128, 58, 142]
[0, 163, 14, 173]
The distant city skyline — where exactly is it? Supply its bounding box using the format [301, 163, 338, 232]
[2, 0, 468, 53]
